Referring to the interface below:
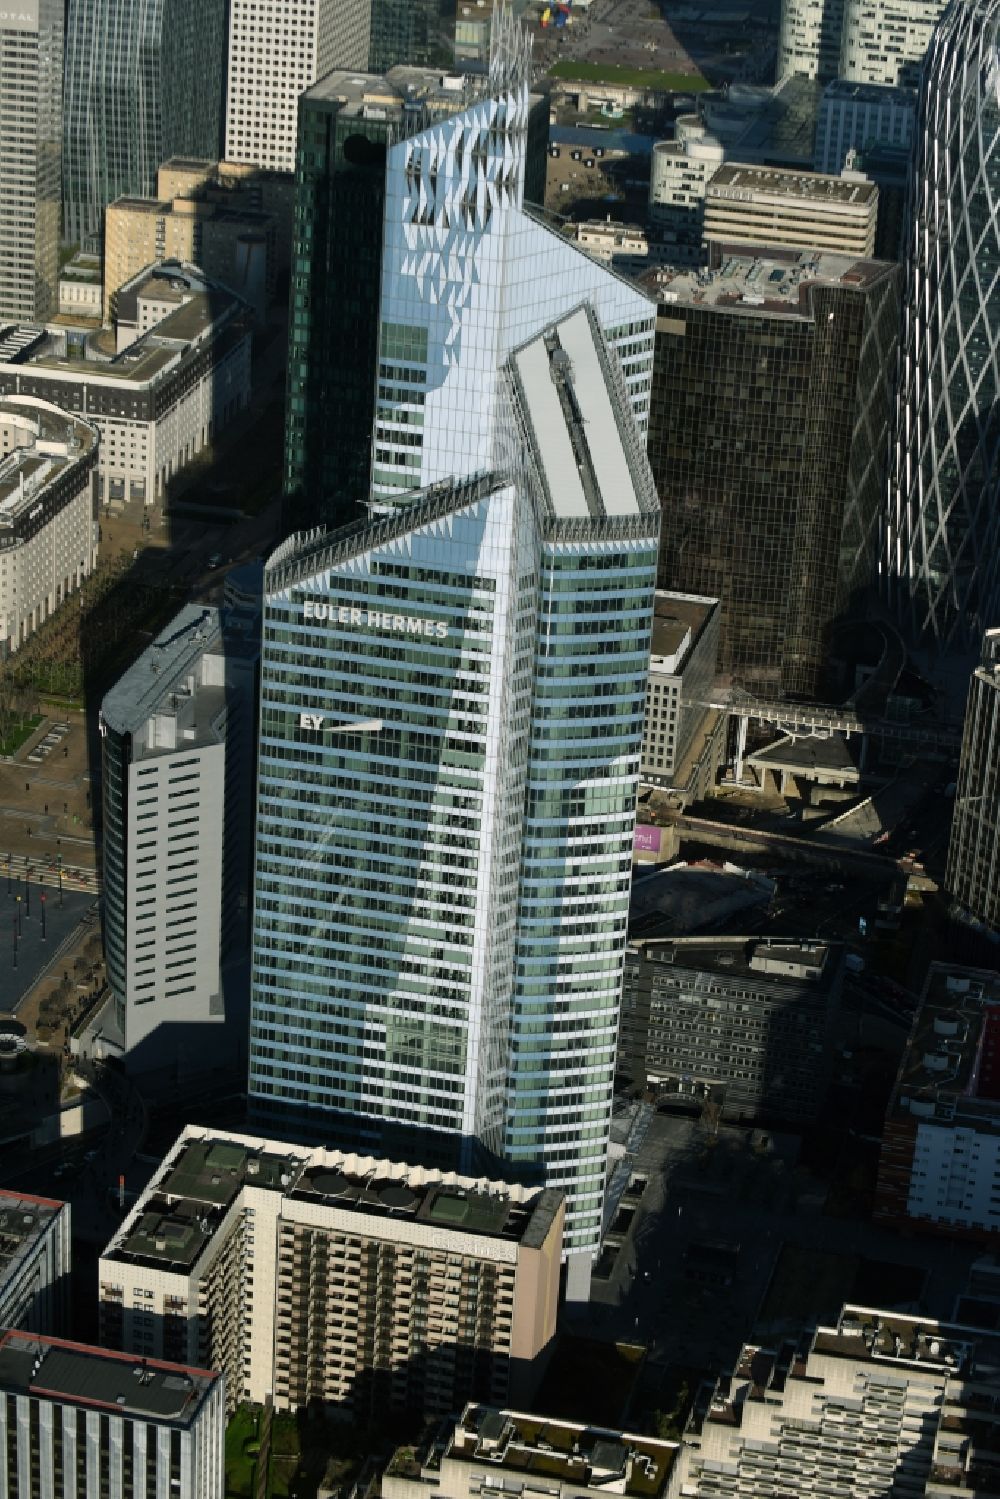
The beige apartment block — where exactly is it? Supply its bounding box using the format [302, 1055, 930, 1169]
[98, 1127, 564, 1424]
[678, 1304, 1000, 1499]
[104, 190, 275, 323]
[384, 1405, 679, 1499]
[703, 163, 878, 258]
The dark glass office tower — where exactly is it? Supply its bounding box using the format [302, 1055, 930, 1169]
[648, 249, 901, 698]
[369, 0, 451, 72]
[63, 0, 227, 249]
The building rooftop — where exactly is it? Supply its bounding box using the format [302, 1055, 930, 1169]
[306, 63, 474, 115]
[821, 77, 917, 108]
[0, 1330, 218, 1424]
[629, 935, 839, 990]
[886, 965, 1000, 1131]
[439, 1406, 678, 1498]
[0, 1191, 65, 1290]
[629, 860, 775, 936]
[101, 604, 225, 740]
[0, 400, 98, 523]
[643, 248, 894, 316]
[4, 267, 247, 389]
[510, 305, 656, 523]
[101, 601, 259, 758]
[650, 591, 717, 672]
[706, 161, 879, 207]
[103, 1127, 563, 1276]
[811, 1304, 1000, 1381]
[700, 75, 825, 169]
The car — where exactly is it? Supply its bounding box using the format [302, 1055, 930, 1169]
[206, 552, 223, 569]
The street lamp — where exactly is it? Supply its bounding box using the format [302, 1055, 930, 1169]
[40, 891, 46, 942]
[25, 867, 30, 918]
[57, 853, 63, 907]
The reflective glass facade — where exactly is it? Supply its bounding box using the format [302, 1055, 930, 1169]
[63, 0, 227, 249]
[885, 0, 1000, 648]
[368, 0, 450, 72]
[284, 62, 556, 531]
[252, 461, 657, 1262]
[261, 11, 659, 1282]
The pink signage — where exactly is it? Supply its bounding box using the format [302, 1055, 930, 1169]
[634, 824, 661, 853]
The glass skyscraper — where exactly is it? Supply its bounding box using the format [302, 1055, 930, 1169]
[0, 0, 62, 323]
[63, 0, 228, 249]
[648, 251, 901, 698]
[885, 0, 1000, 648]
[254, 11, 659, 1297]
[369, 0, 450, 72]
[283, 66, 551, 530]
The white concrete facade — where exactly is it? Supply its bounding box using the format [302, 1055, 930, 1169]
[815, 79, 917, 175]
[225, 0, 371, 172]
[0, 397, 98, 658]
[98, 1127, 564, 1419]
[100, 603, 258, 1073]
[648, 120, 725, 262]
[0, 271, 251, 510]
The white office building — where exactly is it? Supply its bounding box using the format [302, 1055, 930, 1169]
[0, 1328, 224, 1499]
[703, 162, 878, 258]
[641, 593, 720, 787]
[779, 0, 946, 86]
[0, 397, 99, 658]
[100, 602, 259, 1076]
[0, 1191, 71, 1335]
[225, 0, 371, 172]
[839, 0, 947, 87]
[0, 0, 62, 323]
[0, 265, 251, 510]
[647, 119, 726, 263]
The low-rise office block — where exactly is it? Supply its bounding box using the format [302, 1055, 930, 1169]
[703, 162, 879, 258]
[621, 937, 842, 1122]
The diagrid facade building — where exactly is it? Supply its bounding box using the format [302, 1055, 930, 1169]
[251, 302, 659, 1296]
[885, 0, 1000, 648]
